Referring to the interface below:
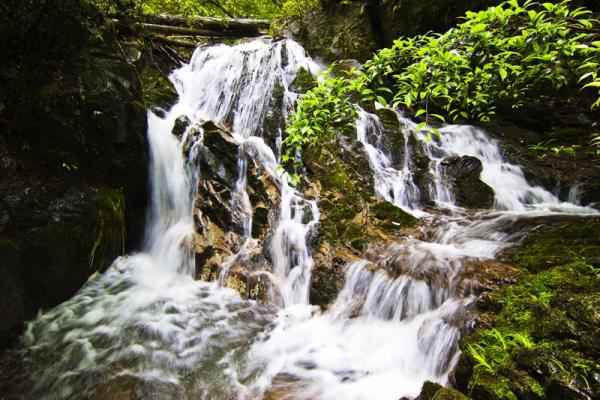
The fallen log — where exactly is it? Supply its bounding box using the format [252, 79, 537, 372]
[111, 14, 270, 39]
[132, 22, 261, 37]
[139, 13, 270, 33]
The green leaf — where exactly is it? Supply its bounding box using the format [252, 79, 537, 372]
[430, 114, 446, 123]
[583, 81, 600, 89]
[499, 67, 508, 81]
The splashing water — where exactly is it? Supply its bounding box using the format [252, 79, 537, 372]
[20, 37, 599, 400]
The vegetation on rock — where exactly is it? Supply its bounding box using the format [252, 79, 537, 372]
[457, 218, 600, 400]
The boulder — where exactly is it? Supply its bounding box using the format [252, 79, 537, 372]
[441, 155, 495, 209]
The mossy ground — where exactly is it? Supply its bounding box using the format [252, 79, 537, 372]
[456, 218, 600, 400]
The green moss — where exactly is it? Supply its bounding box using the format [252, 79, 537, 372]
[511, 219, 600, 273]
[371, 202, 417, 227]
[140, 66, 177, 110]
[291, 68, 317, 94]
[461, 258, 600, 399]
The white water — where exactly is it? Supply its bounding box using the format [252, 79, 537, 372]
[21, 38, 598, 400]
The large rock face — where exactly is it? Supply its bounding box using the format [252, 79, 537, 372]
[285, 0, 600, 63]
[0, 0, 181, 347]
[0, 181, 126, 346]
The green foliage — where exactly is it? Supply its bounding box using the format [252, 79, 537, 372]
[91, 0, 281, 18]
[279, 0, 318, 20]
[282, 67, 361, 169]
[528, 140, 579, 159]
[270, 0, 318, 35]
[282, 0, 600, 166]
[467, 329, 535, 374]
[363, 0, 600, 123]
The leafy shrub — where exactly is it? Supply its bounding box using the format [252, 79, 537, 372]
[282, 68, 361, 168]
[283, 0, 600, 164]
[365, 0, 600, 123]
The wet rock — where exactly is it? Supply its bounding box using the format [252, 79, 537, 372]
[171, 115, 191, 138]
[192, 122, 281, 298]
[310, 249, 351, 308]
[374, 108, 409, 169]
[441, 155, 495, 209]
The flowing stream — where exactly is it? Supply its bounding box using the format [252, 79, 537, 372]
[21, 38, 598, 400]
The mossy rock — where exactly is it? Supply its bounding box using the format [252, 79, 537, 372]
[417, 381, 470, 399]
[459, 261, 600, 399]
[371, 202, 417, 228]
[290, 67, 317, 93]
[511, 217, 600, 272]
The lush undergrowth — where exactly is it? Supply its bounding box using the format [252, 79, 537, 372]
[283, 0, 600, 166]
[458, 219, 600, 399]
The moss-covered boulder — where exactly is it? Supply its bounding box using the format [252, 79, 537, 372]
[301, 130, 419, 307]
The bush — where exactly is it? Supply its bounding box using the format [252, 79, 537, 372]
[283, 0, 600, 164]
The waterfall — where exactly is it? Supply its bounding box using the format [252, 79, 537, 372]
[19, 37, 598, 400]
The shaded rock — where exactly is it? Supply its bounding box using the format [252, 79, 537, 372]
[0, 185, 125, 347]
[441, 155, 494, 209]
[171, 115, 191, 138]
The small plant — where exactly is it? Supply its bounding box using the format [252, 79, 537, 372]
[467, 328, 537, 374]
[528, 140, 579, 159]
[467, 343, 494, 372]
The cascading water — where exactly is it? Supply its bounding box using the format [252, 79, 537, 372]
[18, 36, 598, 400]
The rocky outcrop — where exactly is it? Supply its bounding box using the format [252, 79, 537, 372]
[186, 121, 279, 301]
[486, 119, 600, 209]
